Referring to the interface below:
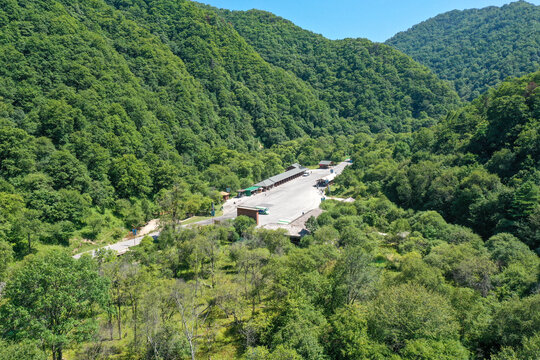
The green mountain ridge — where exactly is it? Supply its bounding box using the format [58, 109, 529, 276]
[335, 70, 540, 249]
[101, 0, 337, 146]
[0, 1, 539, 359]
[216, 7, 460, 132]
[0, 0, 460, 255]
[386, 0, 540, 100]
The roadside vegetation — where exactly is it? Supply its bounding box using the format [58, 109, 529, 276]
[3, 197, 539, 359]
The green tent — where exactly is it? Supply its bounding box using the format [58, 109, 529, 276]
[244, 186, 260, 196]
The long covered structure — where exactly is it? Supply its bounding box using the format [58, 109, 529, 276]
[254, 163, 307, 191]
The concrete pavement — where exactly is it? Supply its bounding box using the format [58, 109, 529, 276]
[198, 161, 350, 227]
[73, 161, 351, 258]
[73, 231, 160, 259]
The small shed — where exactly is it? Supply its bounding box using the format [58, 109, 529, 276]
[243, 186, 260, 196]
[220, 191, 230, 201]
[319, 160, 334, 169]
[237, 206, 259, 225]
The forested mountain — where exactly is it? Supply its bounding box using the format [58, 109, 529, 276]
[336, 70, 540, 251]
[218, 8, 460, 132]
[1, 72, 538, 359]
[0, 0, 323, 254]
[0, 1, 539, 359]
[103, 0, 337, 145]
[0, 0, 460, 251]
[1, 0, 330, 154]
[386, 1, 540, 100]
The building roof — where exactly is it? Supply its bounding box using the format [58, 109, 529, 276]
[319, 160, 333, 165]
[254, 179, 275, 187]
[220, 191, 230, 196]
[254, 164, 307, 188]
[244, 186, 260, 191]
[261, 208, 324, 238]
[268, 166, 306, 183]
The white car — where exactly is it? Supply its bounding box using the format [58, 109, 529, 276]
[303, 172, 310, 177]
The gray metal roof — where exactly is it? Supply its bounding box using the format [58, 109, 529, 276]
[268, 166, 306, 183]
[254, 164, 307, 187]
[319, 160, 333, 165]
[254, 179, 275, 187]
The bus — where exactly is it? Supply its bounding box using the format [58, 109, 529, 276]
[256, 206, 269, 215]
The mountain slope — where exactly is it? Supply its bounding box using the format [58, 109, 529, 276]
[0, 0, 333, 251]
[0, 0, 461, 252]
[209, 7, 461, 132]
[336, 70, 540, 250]
[438, 70, 540, 182]
[386, 1, 540, 100]
[102, 0, 343, 145]
[0, 0, 223, 157]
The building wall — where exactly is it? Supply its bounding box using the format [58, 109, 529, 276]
[319, 161, 334, 169]
[237, 207, 259, 225]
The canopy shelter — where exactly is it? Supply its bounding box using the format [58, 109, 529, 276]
[255, 165, 307, 190]
[220, 191, 230, 201]
[243, 186, 261, 196]
[319, 160, 334, 169]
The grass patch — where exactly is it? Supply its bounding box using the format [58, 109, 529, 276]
[69, 210, 128, 255]
[181, 210, 224, 226]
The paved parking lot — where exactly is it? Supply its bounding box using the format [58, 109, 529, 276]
[75, 162, 351, 258]
[218, 161, 350, 226]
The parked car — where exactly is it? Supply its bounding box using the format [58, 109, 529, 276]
[256, 206, 269, 215]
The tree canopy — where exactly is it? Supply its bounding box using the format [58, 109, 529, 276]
[386, 1, 540, 100]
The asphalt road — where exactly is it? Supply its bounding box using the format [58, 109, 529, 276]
[73, 231, 160, 259]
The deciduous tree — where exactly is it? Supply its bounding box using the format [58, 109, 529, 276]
[0, 250, 109, 360]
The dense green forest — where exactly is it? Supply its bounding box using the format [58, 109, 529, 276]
[0, 0, 460, 256]
[217, 7, 460, 132]
[386, 1, 540, 100]
[335, 70, 540, 252]
[4, 195, 540, 359]
[0, 0, 539, 359]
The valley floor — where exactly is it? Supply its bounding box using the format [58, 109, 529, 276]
[75, 162, 351, 258]
[205, 161, 350, 227]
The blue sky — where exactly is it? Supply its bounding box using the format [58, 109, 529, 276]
[200, 0, 539, 42]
